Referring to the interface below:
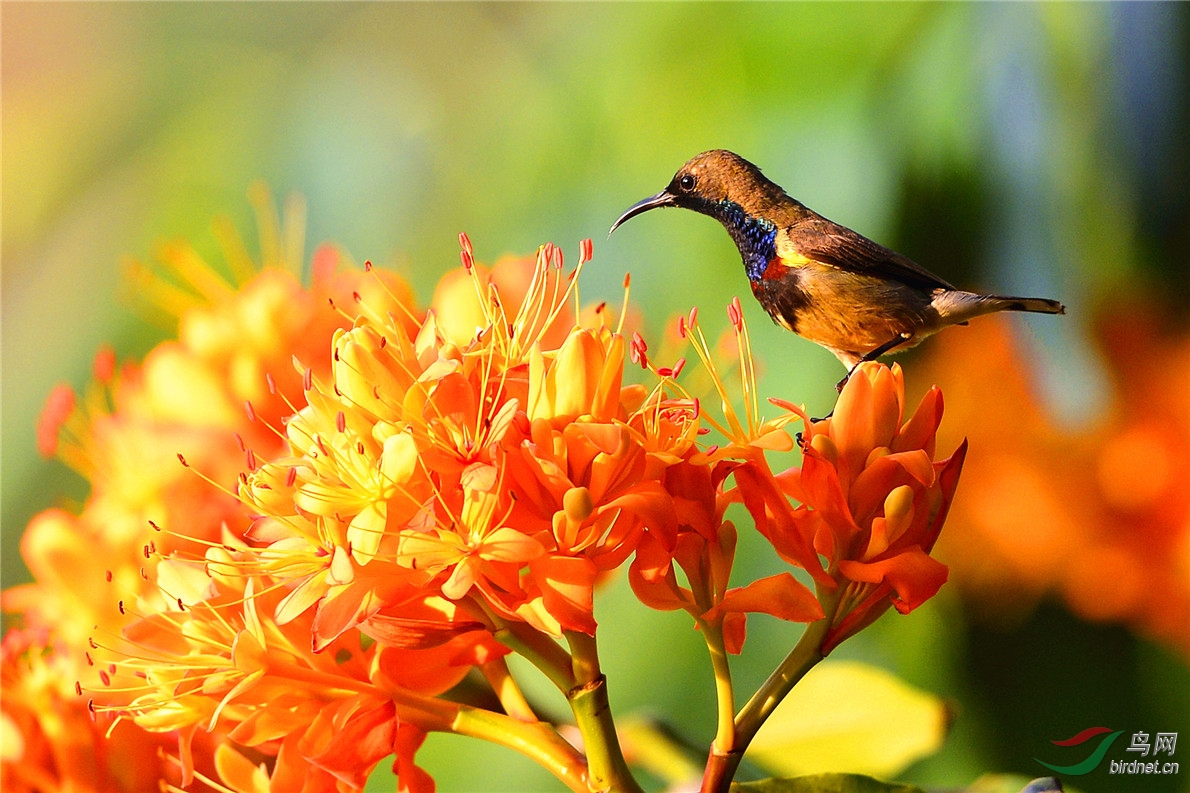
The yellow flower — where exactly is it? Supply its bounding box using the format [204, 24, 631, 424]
[228, 235, 684, 644]
[528, 325, 626, 424]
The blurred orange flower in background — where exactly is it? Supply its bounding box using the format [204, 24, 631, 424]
[915, 307, 1190, 658]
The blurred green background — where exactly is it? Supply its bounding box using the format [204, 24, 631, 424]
[3, 4, 1187, 792]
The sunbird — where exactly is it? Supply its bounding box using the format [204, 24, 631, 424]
[610, 150, 1065, 386]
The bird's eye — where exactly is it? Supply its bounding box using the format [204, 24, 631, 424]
[678, 174, 696, 192]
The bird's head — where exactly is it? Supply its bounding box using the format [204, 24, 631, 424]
[609, 150, 786, 234]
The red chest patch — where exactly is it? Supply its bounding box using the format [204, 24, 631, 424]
[761, 257, 790, 281]
[752, 257, 793, 297]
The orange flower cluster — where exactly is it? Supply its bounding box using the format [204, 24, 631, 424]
[4, 196, 967, 793]
[784, 365, 967, 653]
[916, 309, 1190, 656]
[230, 238, 675, 649]
[2, 193, 410, 791]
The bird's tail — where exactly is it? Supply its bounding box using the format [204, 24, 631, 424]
[933, 291, 1066, 324]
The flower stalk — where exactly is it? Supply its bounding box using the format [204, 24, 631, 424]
[698, 616, 737, 757]
[565, 630, 644, 793]
[701, 586, 841, 793]
[452, 705, 591, 792]
[489, 614, 576, 692]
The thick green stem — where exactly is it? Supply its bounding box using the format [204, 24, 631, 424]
[566, 629, 601, 685]
[733, 616, 828, 741]
[568, 674, 644, 793]
[452, 705, 590, 792]
[566, 631, 644, 793]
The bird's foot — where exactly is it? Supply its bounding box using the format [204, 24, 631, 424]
[839, 333, 913, 392]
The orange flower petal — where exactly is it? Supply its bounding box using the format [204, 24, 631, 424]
[892, 385, 943, 457]
[707, 572, 824, 625]
[531, 555, 599, 635]
[831, 362, 903, 481]
[478, 527, 547, 563]
[837, 548, 949, 615]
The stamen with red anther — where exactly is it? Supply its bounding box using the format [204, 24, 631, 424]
[727, 296, 743, 331]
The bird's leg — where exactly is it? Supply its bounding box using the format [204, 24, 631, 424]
[834, 332, 913, 392]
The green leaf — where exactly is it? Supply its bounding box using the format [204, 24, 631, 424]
[730, 772, 928, 793]
[746, 661, 950, 778]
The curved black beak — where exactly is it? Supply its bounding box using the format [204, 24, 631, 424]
[608, 190, 676, 236]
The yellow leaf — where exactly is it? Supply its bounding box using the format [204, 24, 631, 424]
[748, 661, 949, 778]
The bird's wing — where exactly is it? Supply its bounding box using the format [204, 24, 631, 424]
[775, 216, 957, 291]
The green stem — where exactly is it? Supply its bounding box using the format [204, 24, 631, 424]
[452, 705, 590, 792]
[698, 617, 736, 755]
[350, 681, 587, 791]
[568, 675, 645, 793]
[491, 619, 576, 692]
[480, 657, 537, 722]
[566, 629, 601, 685]
[565, 631, 644, 793]
[733, 616, 827, 741]
[700, 586, 842, 793]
